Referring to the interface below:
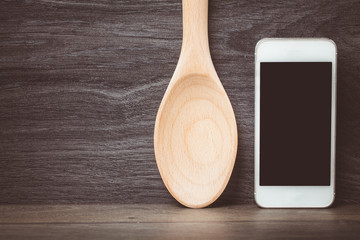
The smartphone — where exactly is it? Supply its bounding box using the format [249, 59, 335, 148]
[254, 38, 337, 208]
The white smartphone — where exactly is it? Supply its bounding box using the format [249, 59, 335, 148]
[254, 38, 337, 208]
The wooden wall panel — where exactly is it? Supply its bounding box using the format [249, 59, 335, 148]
[0, 0, 359, 204]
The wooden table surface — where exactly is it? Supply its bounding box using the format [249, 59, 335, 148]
[1, 0, 360, 238]
[0, 203, 359, 239]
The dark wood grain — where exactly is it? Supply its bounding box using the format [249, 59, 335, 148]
[0, 0, 359, 204]
[0, 204, 359, 239]
[1, 203, 360, 223]
[1, 221, 359, 240]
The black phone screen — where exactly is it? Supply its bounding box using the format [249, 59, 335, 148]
[260, 62, 332, 186]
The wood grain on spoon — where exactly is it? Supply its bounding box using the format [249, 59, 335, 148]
[154, 0, 238, 208]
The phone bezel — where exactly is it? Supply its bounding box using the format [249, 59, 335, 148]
[254, 38, 337, 208]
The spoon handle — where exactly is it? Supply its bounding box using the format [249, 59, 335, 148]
[176, 0, 218, 79]
[181, 0, 210, 58]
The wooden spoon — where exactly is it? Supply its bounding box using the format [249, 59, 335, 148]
[154, 0, 238, 208]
